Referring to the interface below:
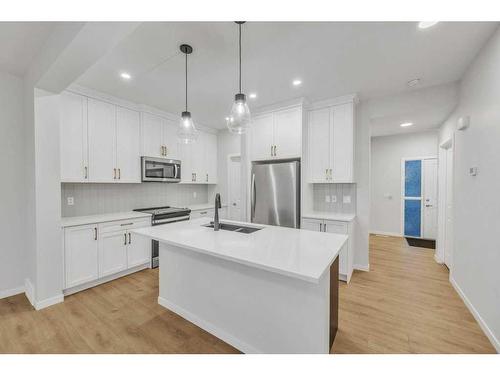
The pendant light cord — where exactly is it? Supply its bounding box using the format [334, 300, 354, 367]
[185, 51, 188, 112]
[239, 22, 242, 94]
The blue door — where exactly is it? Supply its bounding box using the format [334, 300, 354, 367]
[404, 160, 422, 237]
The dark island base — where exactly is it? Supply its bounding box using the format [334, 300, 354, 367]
[329, 256, 339, 350]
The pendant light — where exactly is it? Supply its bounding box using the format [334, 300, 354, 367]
[177, 44, 198, 144]
[226, 21, 251, 134]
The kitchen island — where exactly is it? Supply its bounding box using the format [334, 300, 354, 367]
[132, 218, 347, 354]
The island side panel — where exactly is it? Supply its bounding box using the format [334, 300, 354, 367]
[158, 243, 330, 354]
[330, 256, 339, 349]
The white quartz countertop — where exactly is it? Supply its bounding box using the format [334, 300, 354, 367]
[302, 212, 356, 222]
[132, 218, 347, 283]
[61, 211, 152, 227]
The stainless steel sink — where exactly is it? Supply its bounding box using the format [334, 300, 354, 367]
[203, 221, 262, 234]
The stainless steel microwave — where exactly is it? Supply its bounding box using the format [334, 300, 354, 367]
[141, 157, 181, 182]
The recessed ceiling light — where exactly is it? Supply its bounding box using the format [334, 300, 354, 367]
[120, 72, 132, 80]
[292, 79, 302, 86]
[249, 93, 257, 99]
[400, 122, 414, 128]
[418, 21, 439, 29]
[407, 78, 420, 87]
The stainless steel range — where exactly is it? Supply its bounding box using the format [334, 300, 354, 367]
[133, 206, 191, 268]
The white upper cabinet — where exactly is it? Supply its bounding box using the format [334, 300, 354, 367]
[180, 142, 194, 183]
[141, 112, 180, 160]
[273, 107, 302, 159]
[60, 92, 88, 182]
[141, 112, 164, 158]
[251, 113, 274, 160]
[205, 132, 218, 184]
[307, 100, 355, 183]
[308, 107, 331, 183]
[116, 107, 141, 183]
[88, 98, 116, 182]
[250, 106, 302, 161]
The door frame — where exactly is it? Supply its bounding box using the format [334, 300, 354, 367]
[400, 156, 437, 238]
[437, 137, 454, 268]
[227, 153, 241, 221]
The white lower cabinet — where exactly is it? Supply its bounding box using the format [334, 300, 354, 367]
[301, 217, 354, 283]
[63, 217, 151, 292]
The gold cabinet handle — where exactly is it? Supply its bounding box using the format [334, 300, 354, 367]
[113, 168, 117, 179]
[124, 233, 127, 245]
[206, 173, 208, 182]
[128, 232, 131, 244]
[271, 145, 273, 156]
[118, 168, 121, 180]
[274, 145, 277, 156]
[94, 227, 97, 240]
[165, 146, 168, 156]
[84, 166, 88, 179]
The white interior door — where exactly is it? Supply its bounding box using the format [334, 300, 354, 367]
[423, 158, 438, 239]
[116, 107, 141, 183]
[444, 148, 454, 268]
[228, 155, 242, 220]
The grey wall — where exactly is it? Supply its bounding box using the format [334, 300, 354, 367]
[61, 183, 208, 217]
[0, 71, 26, 296]
[438, 27, 500, 351]
[370, 131, 438, 235]
[312, 184, 356, 214]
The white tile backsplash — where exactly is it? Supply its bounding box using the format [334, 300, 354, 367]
[61, 183, 209, 217]
[312, 183, 356, 214]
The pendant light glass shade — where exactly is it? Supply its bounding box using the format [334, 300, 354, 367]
[226, 22, 251, 134]
[178, 44, 198, 144]
[177, 111, 198, 144]
[227, 93, 251, 134]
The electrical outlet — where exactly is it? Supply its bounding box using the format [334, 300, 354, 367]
[193, 191, 197, 198]
[343, 195, 351, 204]
[67, 197, 74, 206]
[325, 195, 330, 203]
[331, 195, 337, 203]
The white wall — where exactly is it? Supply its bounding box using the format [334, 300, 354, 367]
[0, 71, 26, 298]
[437, 27, 500, 352]
[370, 131, 438, 236]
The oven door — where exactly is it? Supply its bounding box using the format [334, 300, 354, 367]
[142, 157, 181, 182]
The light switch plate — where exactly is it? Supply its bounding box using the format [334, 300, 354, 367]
[343, 195, 351, 204]
[331, 195, 337, 203]
[325, 195, 331, 203]
[67, 197, 74, 206]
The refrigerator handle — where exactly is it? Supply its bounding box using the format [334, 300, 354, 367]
[251, 173, 256, 222]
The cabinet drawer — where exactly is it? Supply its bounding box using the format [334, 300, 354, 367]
[191, 209, 215, 219]
[99, 218, 151, 234]
[323, 220, 347, 235]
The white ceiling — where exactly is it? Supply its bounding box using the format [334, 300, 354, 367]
[0, 22, 55, 76]
[76, 22, 498, 129]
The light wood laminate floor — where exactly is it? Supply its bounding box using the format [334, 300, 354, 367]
[0, 235, 495, 353]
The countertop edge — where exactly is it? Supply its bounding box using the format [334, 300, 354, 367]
[61, 212, 152, 228]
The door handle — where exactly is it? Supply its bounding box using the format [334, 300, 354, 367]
[124, 233, 127, 245]
[251, 173, 256, 222]
[128, 232, 131, 244]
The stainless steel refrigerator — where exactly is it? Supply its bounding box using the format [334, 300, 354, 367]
[251, 160, 300, 228]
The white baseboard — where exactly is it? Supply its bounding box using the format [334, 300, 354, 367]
[434, 254, 444, 264]
[353, 264, 370, 272]
[35, 294, 64, 310]
[158, 296, 260, 354]
[24, 278, 35, 307]
[450, 276, 499, 353]
[370, 230, 402, 237]
[0, 285, 24, 300]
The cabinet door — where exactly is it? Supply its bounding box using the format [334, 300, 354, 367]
[301, 218, 323, 232]
[163, 119, 180, 160]
[179, 142, 194, 183]
[273, 107, 302, 159]
[332, 102, 354, 182]
[250, 114, 274, 161]
[324, 220, 349, 278]
[116, 107, 141, 183]
[204, 132, 218, 183]
[64, 224, 99, 288]
[308, 108, 331, 183]
[191, 132, 206, 183]
[60, 92, 88, 182]
[127, 231, 151, 268]
[99, 230, 128, 277]
[88, 99, 116, 182]
[141, 112, 164, 158]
